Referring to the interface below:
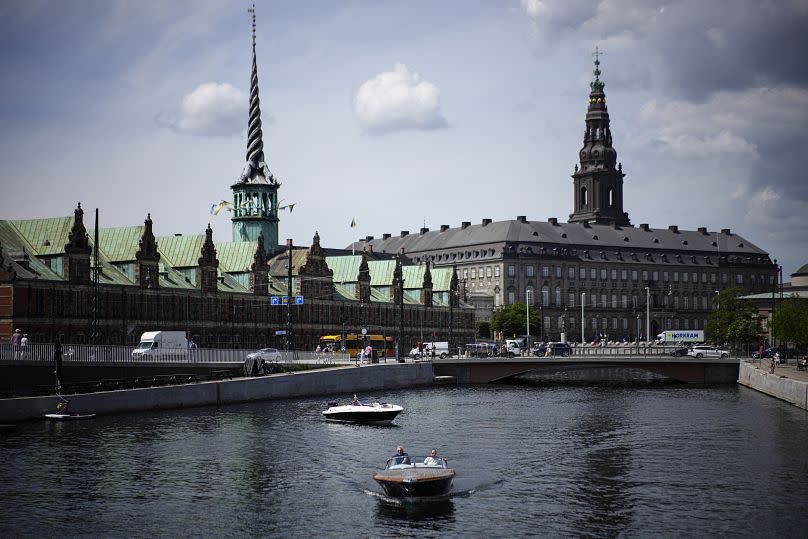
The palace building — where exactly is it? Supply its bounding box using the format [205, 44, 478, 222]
[0, 12, 474, 349]
[351, 53, 778, 341]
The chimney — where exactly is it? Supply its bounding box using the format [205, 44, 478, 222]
[420, 227, 429, 235]
[698, 227, 708, 235]
[668, 225, 679, 233]
[721, 228, 731, 235]
[440, 224, 450, 232]
[368, 244, 373, 253]
[400, 230, 409, 237]
[365, 235, 374, 242]
[516, 215, 527, 223]
[382, 233, 391, 240]
[482, 218, 492, 226]
[461, 221, 471, 229]
[639, 223, 650, 231]
[548, 217, 558, 226]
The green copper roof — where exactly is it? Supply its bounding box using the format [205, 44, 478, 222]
[217, 241, 257, 273]
[326, 255, 362, 284]
[431, 267, 453, 292]
[92, 226, 143, 263]
[9, 216, 73, 256]
[402, 265, 425, 289]
[156, 234, 204, 268]
[367, 259, 395, 286]
[334, 283, 357, 301]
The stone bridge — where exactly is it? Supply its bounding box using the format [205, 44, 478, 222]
[431, 356, 740, 384]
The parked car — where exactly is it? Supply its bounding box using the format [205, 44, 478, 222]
[247, 348, 283, 362]
[687, 345, 729, 359]
[669, 345, 690, 357]
[532, 342, 572, 357]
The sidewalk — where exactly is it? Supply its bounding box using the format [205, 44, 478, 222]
[747, 359, 808, 383]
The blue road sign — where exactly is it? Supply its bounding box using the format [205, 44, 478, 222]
[270, 296, 279, 305]
[275, 330, 287, 335]
[281, 296, 289, 305]
[295, 296, 304, 305]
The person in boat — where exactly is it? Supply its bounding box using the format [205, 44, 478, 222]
[55, 397, 70, 415]
[391, 446, 410, 465]
[424, 448, 440, 466]
[351, 394, 363, 406]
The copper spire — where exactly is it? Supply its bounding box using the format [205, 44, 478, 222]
[239, 4, 275, 185]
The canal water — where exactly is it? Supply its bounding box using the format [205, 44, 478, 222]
[1, 384, 807, 537]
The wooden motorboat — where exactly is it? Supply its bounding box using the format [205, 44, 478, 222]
[373, 456, 455, 497]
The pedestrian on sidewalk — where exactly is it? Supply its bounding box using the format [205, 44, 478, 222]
[20, 333, 29, 359]
[11, 328, 22, 359]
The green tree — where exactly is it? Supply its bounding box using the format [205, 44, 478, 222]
[705, 287, 756, 346]
[491, 302, 541, 339]
[771, 296, 808, 350]
[476, 321, 491, 339]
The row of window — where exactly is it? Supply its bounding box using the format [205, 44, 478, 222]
[539, 317, 708, 331]
[506, 288, 713, 311]
[500, 264, 774, 286]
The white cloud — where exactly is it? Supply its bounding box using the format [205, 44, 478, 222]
[158, 82, 248, 136]
[354, 63, 448, 134]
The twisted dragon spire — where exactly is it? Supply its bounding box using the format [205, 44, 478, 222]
[239, 5, 276, 185]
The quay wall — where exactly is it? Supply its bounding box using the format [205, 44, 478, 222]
[737, 361, 808, 410]
[0, 363, 435, 423]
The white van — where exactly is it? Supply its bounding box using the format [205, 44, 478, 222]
[409, 341, 449, 359]
[131, 331, 189, 361]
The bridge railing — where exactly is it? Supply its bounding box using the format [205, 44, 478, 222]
[0, 343, 350, 366]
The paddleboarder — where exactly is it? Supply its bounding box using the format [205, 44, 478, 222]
[53, 341, 64, 393]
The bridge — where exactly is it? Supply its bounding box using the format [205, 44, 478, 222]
[431, 356, 741, 384]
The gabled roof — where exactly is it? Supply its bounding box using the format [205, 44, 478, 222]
[217, 241, 258, 273]
[326, 255, 362, 283]
[93, 226, 143, 263]
[156, 234, 205, 268]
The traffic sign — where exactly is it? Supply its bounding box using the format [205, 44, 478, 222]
[281, 296, 289, 305]
[270, 296, 279, 305]
[295, 296, 304, 305]
[275, 330, 287, 335]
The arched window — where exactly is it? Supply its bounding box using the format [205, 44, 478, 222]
[526, 286, 534, 305]
[541, 285, 549, 306]
[555, 286, 561, 306]
[581, 186, 588, 207]
[607, 187, 614, 207]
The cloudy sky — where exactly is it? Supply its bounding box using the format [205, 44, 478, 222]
[1, 0, 806, 276]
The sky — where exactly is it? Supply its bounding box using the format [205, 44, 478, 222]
[0, 0, 806, 277]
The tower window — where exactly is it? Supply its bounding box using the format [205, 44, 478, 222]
[607, 187, 614, 207]
[581, 186, 588, 207]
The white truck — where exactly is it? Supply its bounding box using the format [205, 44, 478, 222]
[131, 331, 189, 361]
[409, 341, 449, 359]
[503, 338, 525, 357]
[655, 330, 704, 344]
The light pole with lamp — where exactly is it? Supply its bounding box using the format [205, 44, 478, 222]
[526, 289, 531, 353]
[645, 286, 650, 344]
[581, 292, 586, 344]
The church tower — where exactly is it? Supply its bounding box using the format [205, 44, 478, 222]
[568, 49, 630, 226]
[231, 6, 280, 254]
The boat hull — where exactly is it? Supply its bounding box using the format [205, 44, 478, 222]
[322, 409, 401, 423]
[373, 468, 455, 497]
[322, 403, 403, 424]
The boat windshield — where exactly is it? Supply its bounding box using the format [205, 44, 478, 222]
[385, 456, 449, 469]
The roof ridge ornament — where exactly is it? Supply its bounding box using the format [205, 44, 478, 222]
[590, 46, 605, 93]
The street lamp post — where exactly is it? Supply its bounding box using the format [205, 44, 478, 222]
[645, 286, 650, 343]
[525, 289, 531, 352]
[581, 292, 585, 344]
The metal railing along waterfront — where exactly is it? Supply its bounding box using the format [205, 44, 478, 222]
[0, 343, 351, 366]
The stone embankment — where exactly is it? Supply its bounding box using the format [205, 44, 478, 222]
[0, 362, 434, 423]
[737, 360, 808, 410]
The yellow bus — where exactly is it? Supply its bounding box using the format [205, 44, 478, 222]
[319, 334, 394, 359]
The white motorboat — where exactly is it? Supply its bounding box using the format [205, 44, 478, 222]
[322, 397, 403, 424]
